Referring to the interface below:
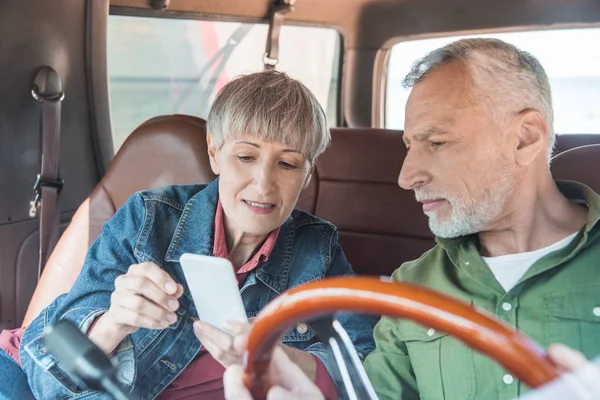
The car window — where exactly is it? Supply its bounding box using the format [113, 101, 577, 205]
[386, 27, 600, 134]
[108, 15, 340, 150]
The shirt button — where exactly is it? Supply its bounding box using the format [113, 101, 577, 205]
[502, 302, 512, 311]
[503, 374, 514, 385]
[427, 328, 436, 337]
[296, 323, 308, 334]
[593, 307, 600, 317]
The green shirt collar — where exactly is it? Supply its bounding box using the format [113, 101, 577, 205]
[434, 180, 600, 293]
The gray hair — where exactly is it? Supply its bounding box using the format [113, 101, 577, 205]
[403, 38, 555, 158]
[207, 70, 330, 163]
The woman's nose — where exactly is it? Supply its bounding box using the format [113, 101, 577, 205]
[252, 165, 275, 195]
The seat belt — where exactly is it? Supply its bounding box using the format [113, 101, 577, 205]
[263, 0, 295, 71]
[29, 66, 65, 279]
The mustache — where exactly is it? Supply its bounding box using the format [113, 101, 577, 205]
[414, 188, 446, 202]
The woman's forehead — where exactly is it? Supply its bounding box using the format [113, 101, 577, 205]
[224, 132, 306, 155]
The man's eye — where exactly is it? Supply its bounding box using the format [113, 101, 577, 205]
[430, 141, 445, 149]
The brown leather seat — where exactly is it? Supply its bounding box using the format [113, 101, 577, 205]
[296, 128, 434, 277]
[21, 120, 432, 326]
[26, 116, 598, 327]
[553, 134, 600, 157]
[21, 115, 216, 326]
[551, 144, 600, 193]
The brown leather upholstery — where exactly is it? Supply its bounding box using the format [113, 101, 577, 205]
[297, 128, 434, 277]
[27, 115, 599, 327]
[554, 134, 600, 157]
[551, 144, 600, 193]
[21, 115, 217, 326]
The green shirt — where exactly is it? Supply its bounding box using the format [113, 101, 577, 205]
[363, 181, 600, 400]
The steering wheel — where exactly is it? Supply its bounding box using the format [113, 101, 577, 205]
[243, 276, 564, 399]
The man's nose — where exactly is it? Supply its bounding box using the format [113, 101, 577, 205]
[398, 151, 432, 190]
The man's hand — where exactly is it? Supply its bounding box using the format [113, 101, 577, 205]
[89, 262, 184, 354]
[520, 344, 600, 400]
[548, 343, 593, 372]
[223, 334, 324, 400]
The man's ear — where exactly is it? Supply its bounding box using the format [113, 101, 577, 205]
[513, 109, 548, 166]
[206, 133, 220, 175]
[303, 165, 315, 190]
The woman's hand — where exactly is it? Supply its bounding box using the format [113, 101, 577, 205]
[223, 334, 324, 400]
[89, 262, 184, 354]
[193, 320, 253, 367]
[194, 320, 317, 380]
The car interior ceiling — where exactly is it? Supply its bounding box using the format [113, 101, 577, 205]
[1, 0, 599, 329]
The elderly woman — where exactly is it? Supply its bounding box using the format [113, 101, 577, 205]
[0, 71, 375, 399]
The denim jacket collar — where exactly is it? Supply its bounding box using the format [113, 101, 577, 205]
[164, 178, 293, 294]
[165, 179, 218, 262]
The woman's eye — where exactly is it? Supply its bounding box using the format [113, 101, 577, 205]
[237, 155, 254, 162]
[430, 141, 445, 149]
[279, 161, 297, 170]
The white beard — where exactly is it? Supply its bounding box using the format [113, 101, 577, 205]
[416, 167, 517, 239]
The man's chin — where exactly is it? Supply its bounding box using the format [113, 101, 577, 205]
[428, 218, 474, 239]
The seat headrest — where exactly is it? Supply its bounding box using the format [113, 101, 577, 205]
[551, 144, 600, 193]
[102, 114, 217, 210]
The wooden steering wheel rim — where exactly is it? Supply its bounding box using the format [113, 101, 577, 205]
[243, 276, 563, 397]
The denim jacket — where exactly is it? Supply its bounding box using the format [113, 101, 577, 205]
[20, 179, 377, 399]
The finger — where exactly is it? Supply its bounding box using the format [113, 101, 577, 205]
[197, 332, 241, 367]
[269, 347, 320, 394]
[195, 321, 236, 350]
[175, 283, 185, 298]
[548, 343, 589, 372]
[233, 334, 249, 353]
[108, 305, 169, 330]
[223, 365, 253, 400]
[115, 274, 180, 312]
[267, 386, 320, 400]
[111, 292, 177, 326]
[224, 320, 253, 336]
[127, 262, 179, 295]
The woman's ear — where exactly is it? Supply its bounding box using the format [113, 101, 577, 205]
[206, 133, 221, 175]
[303, 165, 315, 189]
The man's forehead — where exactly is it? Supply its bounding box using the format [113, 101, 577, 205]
[404, 89, 480, 133]
[406, 62, 477, 108]
[404, 107, 456, 133]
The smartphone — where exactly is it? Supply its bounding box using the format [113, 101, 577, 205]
[179, 253, 248, 333]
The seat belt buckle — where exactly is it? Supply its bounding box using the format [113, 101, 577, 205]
[29, 195, 40, 218]
[29, 174, 64, 218]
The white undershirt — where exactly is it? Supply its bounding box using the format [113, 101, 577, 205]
[482, 232, 579, 292]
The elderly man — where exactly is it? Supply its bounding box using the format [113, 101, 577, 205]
[224, 38, 600, 400]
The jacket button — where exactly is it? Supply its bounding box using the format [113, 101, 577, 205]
[37, 344, 47, 356]
[296, 323, 308, 334]
[160, 359, 177, 371]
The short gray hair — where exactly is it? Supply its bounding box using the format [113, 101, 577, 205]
[403, 38, 555, 157]
[207, 71, 330, 163]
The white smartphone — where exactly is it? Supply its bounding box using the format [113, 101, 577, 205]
[179, 253, 248, 333]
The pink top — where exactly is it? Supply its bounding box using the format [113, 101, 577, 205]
[1, 200, 337, 399]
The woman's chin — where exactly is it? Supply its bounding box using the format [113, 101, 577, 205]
[237, 216, 282, 236]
